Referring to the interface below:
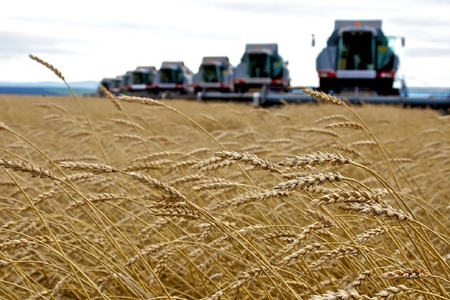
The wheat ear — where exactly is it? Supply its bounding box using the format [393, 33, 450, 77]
[29, 54, 65, 81]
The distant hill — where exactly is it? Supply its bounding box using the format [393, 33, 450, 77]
[0, 81, 99, 96]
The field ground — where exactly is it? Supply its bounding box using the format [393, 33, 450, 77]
[0, 94, 449, 299]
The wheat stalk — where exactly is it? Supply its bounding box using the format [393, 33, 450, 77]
[192, 178, 238, 191]
[301, 87, 347, 106]
[0, 158, 58, 179]
[273, 172, 343, 192]
[310, 190, 384, 206]
[354, 226, 386, 244]
[310, 288, 368, 300]
[312, 245, 365, 269]
[325, 122, 364, 130]
[212, 189, 290, 210]
[118, 94, 166, 107]
[381, 267, 431, 279]
[278, 151, 352, 169]
[126, 171, 186, 200]
[279, 243, 322, 266]
[339, 202, 413, 221]
[0, 236, 50, 251]
[214, 150, 283, 173]
[373, 285, 411, 299]
[59, 161, 118, 173]
[299, 127, 340, 137]
[29, 54, 65, 81]
[111, 118, 145, 130]
[315, 114, 351, 123]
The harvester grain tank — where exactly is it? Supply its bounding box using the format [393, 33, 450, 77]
[315, 20, 403, 95]
[233, 43, 290, 93]
[192, 56, 234, 94]
[126, 66, 158, 95]
[155, 61, 194, 94]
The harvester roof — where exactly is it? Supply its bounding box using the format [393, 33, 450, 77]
[334, 20, 382, 30]
[201, 56, 230, 65]
[245, 43, 278, 54]
[161, 61, 186, 69]
[326, 19, 387, 46]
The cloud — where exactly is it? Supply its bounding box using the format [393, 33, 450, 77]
[0, 31, 80, 59]
[211, 1, 300, 15]
[404, 47, 450, 58]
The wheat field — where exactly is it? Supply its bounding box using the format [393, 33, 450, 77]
[0, 57, 449, 299]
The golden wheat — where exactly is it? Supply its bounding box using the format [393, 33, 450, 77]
[0, 56, 447, 299]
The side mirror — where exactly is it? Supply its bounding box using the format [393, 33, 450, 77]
[311, 34, 315, 47]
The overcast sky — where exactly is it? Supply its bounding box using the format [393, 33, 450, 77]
[1, 0, 450, 87]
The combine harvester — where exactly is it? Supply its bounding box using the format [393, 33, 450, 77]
[314, 19, 403, 96]
[154, 61, 194, 97]
[124, 66, 158, 96]
[233, 43, 290, 93]
[192, 56, 234, 94]
[98, 75, 125, 96]
[97, 33, 449, 110]
[197, 43, 291, 102]
[98, 77, 114, 96]
[202, 21, 448, 110]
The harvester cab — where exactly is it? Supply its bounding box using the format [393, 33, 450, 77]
[155, 61, 194, 95]
[315, 20, 403, 95]
[233, 43, 290, 93]
[127, 66, 158, 95]
[192, 56, 234, 94]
